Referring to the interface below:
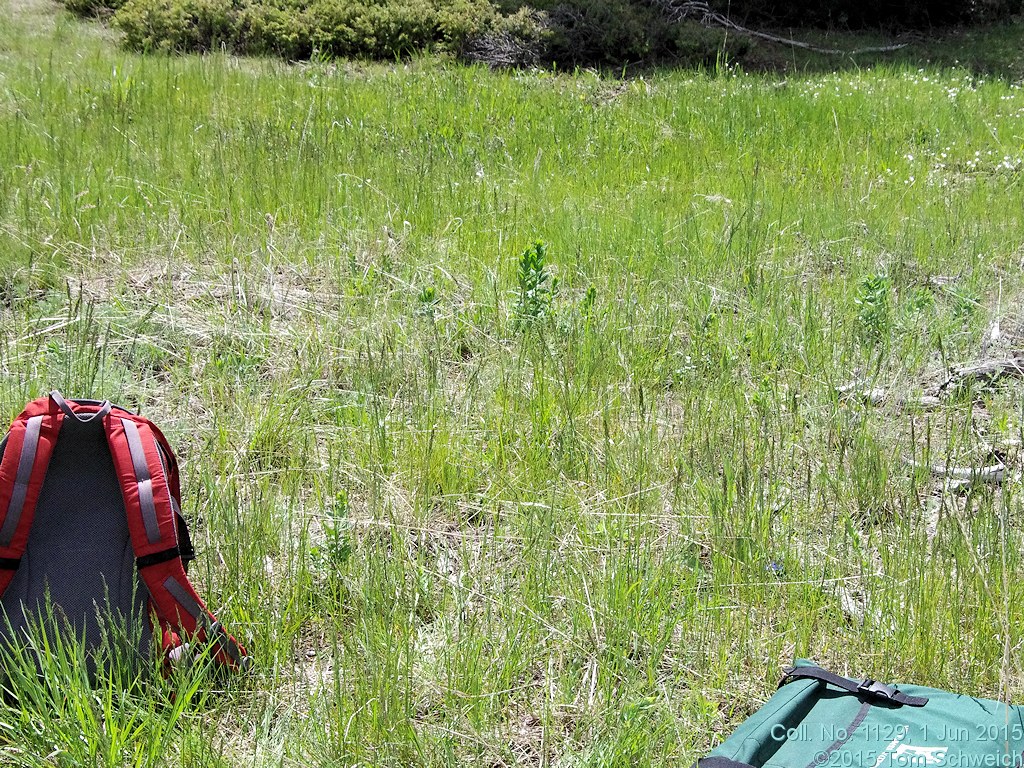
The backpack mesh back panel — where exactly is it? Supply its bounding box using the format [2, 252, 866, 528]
[0, 417, 152, 665]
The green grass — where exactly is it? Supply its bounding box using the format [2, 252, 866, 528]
[2, 0, 1024, 765]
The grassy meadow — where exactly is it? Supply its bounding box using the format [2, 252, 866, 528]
[2, 0, 1024, 765]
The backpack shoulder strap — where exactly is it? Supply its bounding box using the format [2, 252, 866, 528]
[104, 412, 249, 671]
[0, 395, 65, 597]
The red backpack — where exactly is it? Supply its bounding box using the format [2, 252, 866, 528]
[0, 391, 249, 672]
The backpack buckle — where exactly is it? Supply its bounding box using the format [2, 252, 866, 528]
[858, 678, 898, 701]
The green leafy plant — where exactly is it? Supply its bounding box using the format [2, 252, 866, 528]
[416, 284, 440, 321]
[581, 283, 597, 317]
[314, 490, 351, 571]
[855, 272, 891, 346]
[513, 240, 558, 330]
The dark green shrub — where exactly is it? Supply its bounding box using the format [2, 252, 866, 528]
[235, 2, 314, 59]
[115, 0, 236, 52]
[499, 0, 675, 64]
[304, 0, 382, 58]
[308, 0, 495, 59]
[307, 0, 461, 59]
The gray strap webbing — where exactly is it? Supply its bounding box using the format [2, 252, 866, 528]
[121, 418, 161, 544]
[50, 390, 111, 422]
[209, 620, 244, 666]
[163, 576, 204, 621]
[0, 415, 43, 547]
[163, 577, 244, 666]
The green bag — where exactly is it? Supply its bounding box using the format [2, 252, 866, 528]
[700, 661, 1024, 768]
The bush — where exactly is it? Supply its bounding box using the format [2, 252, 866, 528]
[306, 0, 495, 59]
[115, 0, 235, 52]
[235, 2, 314, 59]
[498, 0, 676, 64]
[112, 0, 497, 58]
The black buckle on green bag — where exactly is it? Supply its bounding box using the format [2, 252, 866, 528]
[858, 678, 898, 701]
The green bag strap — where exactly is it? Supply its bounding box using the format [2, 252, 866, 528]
[779, 665, 928, 707]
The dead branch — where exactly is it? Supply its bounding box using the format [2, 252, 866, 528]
[836, 382, 940, 408]
[840, 352, 1024, 406]
[649, 0, 908, 55]
[904, 458, 1009, 488]
[463, 30, 541, 68]
[937, 354, 1024, 393]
